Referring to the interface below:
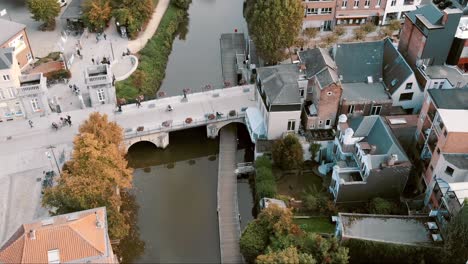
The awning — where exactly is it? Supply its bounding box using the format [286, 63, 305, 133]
[245, 107, 266, 142]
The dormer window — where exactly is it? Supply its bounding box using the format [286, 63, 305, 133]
[391, 79, 398, 87]
[47, 249, 60, 264]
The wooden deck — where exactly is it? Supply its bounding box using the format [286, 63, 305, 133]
[220, 33, 246, 86]
[217, 124, 244, 263]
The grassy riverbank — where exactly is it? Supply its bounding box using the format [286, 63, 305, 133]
[116, 4, 188, 100]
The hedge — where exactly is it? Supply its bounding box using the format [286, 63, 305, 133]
[116, 4, 187, 100]
[255, 165, 276, 201]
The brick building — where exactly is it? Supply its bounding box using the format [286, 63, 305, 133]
[0, 19, 34, 70]
[335, 0, 387, 25]
[302, 0, 336, 31]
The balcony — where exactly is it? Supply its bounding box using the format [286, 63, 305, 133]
[85, 65, 111, 86]
[17, 73, 46, 97]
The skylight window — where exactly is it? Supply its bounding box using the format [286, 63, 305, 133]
[47, 249, 60, 264]
[391, 79, 398, 86]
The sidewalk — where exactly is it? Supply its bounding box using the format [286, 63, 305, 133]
[127, 0, 171, 53]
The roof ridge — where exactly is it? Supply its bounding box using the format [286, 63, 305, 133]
[67, 215, 105, 255]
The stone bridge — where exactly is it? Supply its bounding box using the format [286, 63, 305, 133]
[114, 85, 256, 150]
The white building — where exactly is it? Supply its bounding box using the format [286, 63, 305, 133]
[248, 64, 306, 141]
[382, 0, 421, 24]
[84, 64, 116, 107]
[0, 47, 49, 121]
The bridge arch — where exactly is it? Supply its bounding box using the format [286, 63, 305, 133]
[124, 132, 170, 151]
[206, 119, 246, 139]
[127, 140, 158, 153]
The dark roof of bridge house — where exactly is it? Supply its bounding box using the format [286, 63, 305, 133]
[257, 64, 301, 105]
[61, 0, 85, 20]
[428, 88, 468, 109]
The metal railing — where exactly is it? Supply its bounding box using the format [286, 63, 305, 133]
[17, 84, 44, 96]
[124, 112, 246, 139]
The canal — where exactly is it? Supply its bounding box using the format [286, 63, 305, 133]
[125, 0, 252, 262]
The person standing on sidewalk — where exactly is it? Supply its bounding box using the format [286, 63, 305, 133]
[28, 120, 33, 128]
[103, 33, 107, 40]
[66, 115, 72, 126]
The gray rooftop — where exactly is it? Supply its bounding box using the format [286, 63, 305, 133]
[339, 213, 439, 247]
[341, 82, 391, 103]
[424, 65, 468, 87]
[428, 88, 468, 109]
[443, 154, 468, 170]
[0, 19, 26, 45]
[61, 0, 85, 20]
[298, 48, 337, 79]
[0, 48, 14, 70]
[348, 116, 409, 168]
[334, 39, 413, 95]
[257, 64, 301, 105]
[407, 4, 443, 26]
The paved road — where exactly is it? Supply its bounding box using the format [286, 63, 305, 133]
[218, 124, 243, 263]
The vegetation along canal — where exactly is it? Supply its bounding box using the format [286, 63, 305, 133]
[123, 0, 252, 262]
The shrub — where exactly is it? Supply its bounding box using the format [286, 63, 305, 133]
[240, 222, 269, 262]
[380, 27, 394, 38]
[309, 143, 321, 161]
[256, 167, 276, 200]
[333, 25, 346, 36]
[255, 155, 272, 170]
[360, 22, 376, 33]
[172, 0, 192, 10]
[388, 19, 402, 31]
[353, 28, 366, 41]
[369, 197, 396, 214]
[272, 134, 304, 171]
[303, 27, 319, 39]
[45, 69, 71, 80]
[322, 34, 338, 47]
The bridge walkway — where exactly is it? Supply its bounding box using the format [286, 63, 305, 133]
[217, 124, 243, 263]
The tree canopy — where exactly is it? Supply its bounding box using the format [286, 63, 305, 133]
[42, 112, 133, 240]
[26, 0, 60, 29]
[112, 0, 154, 39]
[444, 202, 468, 263]
[245, 0, 303, 64]
[83, 0, 112, 32]
[272, 134, 304, 170]
[256, 247, 316, 264]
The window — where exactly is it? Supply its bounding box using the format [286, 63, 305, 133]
[327, 91, 332, 95]
[342, 0, 348, 7]
[287, 120, 296, 131]
[430, 165, 433, 171]
[8, 88, 15, 98]
[319, 120, 323, 124]
[443, 129, 447, 137]
[326, 119, 331, 126]
[307, 8, 318, 14]
[376, 0, 381, 6]
[445, 166, 454, 176]
[436, 148, 440, 155]
[432, 82, 438, 89]
[30, 98, 40, 112]
[354, 0, 359, 7]
[364, 0, 370, 6]
[391, 0, 396, 6]
[47, 249, 60, 264]
[0, 89, 4, 99]
[438, 81, 444, 89]
[405, 82, 413, 90]
[399, 92, 413, 101]
[2, 75, 10, 81]
[371, 105, 382, 115]
[26, 53, 32, 61]
[97, 89, 105, 102]
[321, 7, 332, 14]
[348, 105, 355, 114]
[300, 88, 304, 97]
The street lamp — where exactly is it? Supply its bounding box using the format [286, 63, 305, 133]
[46, 145, 61, 174]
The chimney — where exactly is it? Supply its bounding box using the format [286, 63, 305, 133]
[29, 230, 36, 240]
[387, 154, 398, 166]
[95, 212, 103, 229]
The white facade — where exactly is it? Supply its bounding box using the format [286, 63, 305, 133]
[433, 155, 468, 184]
[0, 52, 23, 121]
[390, 73, 423, 113]
[381, 0, 421, 25]
[266, 110, 301, 139]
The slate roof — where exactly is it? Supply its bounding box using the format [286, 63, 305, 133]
[334, 39, 413, 95]
[348, 116, 409, 168]
[0, 48, 14, 70]
[341, 82, 391, 103]
[0, 207, 116, 264]
[298, 48, 337, 79]
[428, 88, 468, 109]
[0, 19, 26, 45]
[444, 154, 468, 170]
[316, 67, 339, 88]
[406, 4, 444, 26]
[257, 64, 301, 105]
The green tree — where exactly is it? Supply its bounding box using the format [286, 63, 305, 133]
[255, 155, 273, 169]
[113, 0, 154, 39]
[369, 197, 394, 214]
[272, 134, 304, 170]
[388, 19, 402, 31]
[444, 202, 468, 263]
[172, 0, 192, 9]
[333, 25, 346, 37]
[298, 232, 349, 264]
[245, 0, 303, 64]
[83, 0, 112, 32]
[309, 143, 321, 161]
[240, 221, 270, 262]
[255, 166, 277, 200]
[353, 28, 366, 41]
[26, 0, 60, 30]
[256, 247, 316, 264]
[303, 28, 318, 39]
[79, 112, 125, 149]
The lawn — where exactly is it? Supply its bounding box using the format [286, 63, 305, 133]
[276, 170, 324, 199]
[294, 217, 335, 234]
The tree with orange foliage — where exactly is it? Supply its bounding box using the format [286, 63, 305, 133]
[43, 113, 133, 240]
[83, 0, 112, 32]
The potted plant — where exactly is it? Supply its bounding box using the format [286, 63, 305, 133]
[229, 110, 236, 117]
[158, 91, 166, 98]
[137, 126, 144, 132]
[208, 114, 215, 120]
[185, 117, 193, 124]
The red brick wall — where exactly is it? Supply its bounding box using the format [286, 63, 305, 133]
[318, 83, 342, 125]
[398, 17, 426, 66]
[0, 29, 33, 69]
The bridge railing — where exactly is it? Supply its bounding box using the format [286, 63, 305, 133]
[124, 111, 246, 139]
